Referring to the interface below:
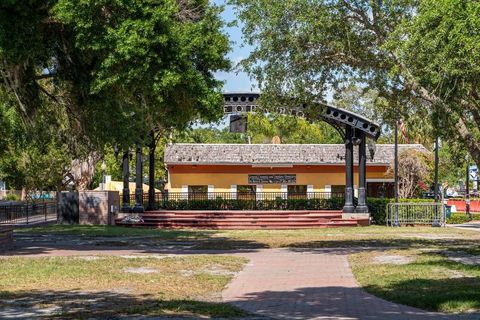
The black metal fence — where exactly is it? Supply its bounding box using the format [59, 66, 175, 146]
[0, 200, 57, 225]
[128, 192, 345, 211]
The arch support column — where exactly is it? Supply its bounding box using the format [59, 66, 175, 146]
[133, 144, 145, 213]
[343, 126, 355, 213]
[356, 131, 369, 213]
[121, 150, 131, 213]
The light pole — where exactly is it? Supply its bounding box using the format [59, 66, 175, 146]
[101, 160, 107, 191]
[466, 157, 471, 219]
[432, 137, 440, 227]
[393, 112, 400, 227]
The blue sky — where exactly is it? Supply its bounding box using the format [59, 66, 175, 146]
[213, 0, 258, 92]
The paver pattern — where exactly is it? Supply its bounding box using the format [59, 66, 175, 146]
[223, 248, 480, 320]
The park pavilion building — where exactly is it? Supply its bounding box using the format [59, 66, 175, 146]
[164, 143, 427, 198]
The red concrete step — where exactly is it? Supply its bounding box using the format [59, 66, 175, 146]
[115, 209, 365, 229]
[141, 213, 343, 218]
[146, 210, 343, 215]
[116, 221, 359, 229]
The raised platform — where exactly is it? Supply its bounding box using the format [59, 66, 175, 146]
[115, 210, 369, 229]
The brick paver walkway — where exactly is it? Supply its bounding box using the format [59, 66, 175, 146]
[223, 249, 479, 320]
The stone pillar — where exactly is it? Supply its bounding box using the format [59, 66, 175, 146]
[356, 132, 369, 213]
[343, 126, 355, 213]
[133, 144, 145, 213]
[121, 151, 131, 213]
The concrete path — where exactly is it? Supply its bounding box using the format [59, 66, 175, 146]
[223, 249, 480, 320]
[449, 221, 480, 232]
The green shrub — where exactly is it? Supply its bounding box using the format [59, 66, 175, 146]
[158, 196, 344, 211]
[446, 213, 472, 224]
[3, 194, 21, 201]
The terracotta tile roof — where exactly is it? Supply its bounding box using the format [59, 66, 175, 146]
[164, 143, 428, 166]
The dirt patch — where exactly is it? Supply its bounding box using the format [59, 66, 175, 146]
[123, 267, 158, 274]
[180, 266, 237, 277]
[373, 254, 414, 265]
[119, 254, 179, 260]
[400, 234, 458, 240]
[443, 251, 480, 266]
[79, 256, 103, 261]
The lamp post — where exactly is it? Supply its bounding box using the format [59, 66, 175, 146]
[466, 157, 471, 219]
[432, 137, 440, 227]
[101, 160, 107, 191]
[393, 113, 400, 227]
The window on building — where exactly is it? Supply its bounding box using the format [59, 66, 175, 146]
[238, 185, 256, 200]
[288, 185, 307, 199]
[188, 185, 208, 200]
[331, 185, 345, 197]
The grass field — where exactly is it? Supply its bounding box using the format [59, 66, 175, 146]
[19, 224, 480, 250]
[350, 248, 480, 313]
[0, 255, 247, 318]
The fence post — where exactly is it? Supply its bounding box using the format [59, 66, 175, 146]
[26, 200, 29, 225]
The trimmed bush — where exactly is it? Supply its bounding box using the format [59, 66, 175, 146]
[159, 196, 345, 211]
[446, 213, 472, 224]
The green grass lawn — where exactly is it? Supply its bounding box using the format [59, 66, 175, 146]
[350, 249, 480, 313]
[0, 255, 247, 319]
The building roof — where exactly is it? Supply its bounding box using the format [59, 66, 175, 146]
[164, 143, 428, 166]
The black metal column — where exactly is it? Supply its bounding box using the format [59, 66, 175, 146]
[356, 131, 368, 213]
[393, 115, 400, 226]
[147, 136, 156, 211]
[466, 161, 471, 219]
[433, 136, 440, 226]
[121, 150, 131, 213]
[133, 144, 145, 213]
[343, 126, 355, 213]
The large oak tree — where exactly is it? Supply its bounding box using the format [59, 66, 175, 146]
[232, 0, 480, 164]
[0, 0, 230, 190]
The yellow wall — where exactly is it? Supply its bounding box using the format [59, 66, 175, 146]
[167, 170, 387, 193]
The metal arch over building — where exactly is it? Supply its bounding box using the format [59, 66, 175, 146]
[223, 92, 382, 215]
[223, 92, 381, 141]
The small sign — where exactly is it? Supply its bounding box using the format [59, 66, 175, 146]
[230, 115, 248, 133]
[248, 174, 296, 184]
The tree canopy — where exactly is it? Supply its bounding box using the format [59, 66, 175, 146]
[0, 0, 231, 190]
[231, 0, 480, 165]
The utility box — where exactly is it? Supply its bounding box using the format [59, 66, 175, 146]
[79, 191, 119, 225]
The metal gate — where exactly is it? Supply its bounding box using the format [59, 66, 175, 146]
[386, 202, 445, 226]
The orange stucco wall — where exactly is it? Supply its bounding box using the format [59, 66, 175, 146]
[166, 164, 390, 193]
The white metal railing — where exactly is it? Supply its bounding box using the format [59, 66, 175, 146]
[386, 202, 445, 226]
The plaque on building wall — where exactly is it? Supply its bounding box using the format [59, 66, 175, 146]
[248, 174, 296, 184]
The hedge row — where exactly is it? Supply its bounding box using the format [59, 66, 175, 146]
[158, 197, 345, 211]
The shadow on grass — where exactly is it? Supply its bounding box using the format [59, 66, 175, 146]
[0, 289, 246, 319]
[6, 227, 269, 256]
[362, 277, 480, 314]
[285, 237, 480, 252]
